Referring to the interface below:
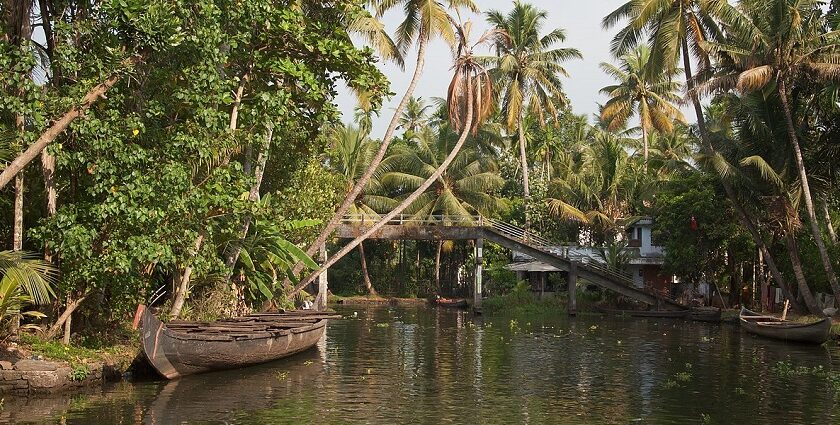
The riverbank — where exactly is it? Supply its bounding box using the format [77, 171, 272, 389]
[0, 332, 136, 395]
[330, 295, 429, 307]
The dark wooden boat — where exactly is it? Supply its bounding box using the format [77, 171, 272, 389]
[133, 305, 339, 379]
[432, 298, 468, 308]
[739, 307, 831, 344]
[596, 306, 689, 318]
[690, 307, 722, 322]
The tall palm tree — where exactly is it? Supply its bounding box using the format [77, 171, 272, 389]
[487, 1, 582, 233]
[328, 124, 396, 295]
[290, 18, 500, 296]
[603, 0, 804, 312]
[600, 45, 685, 169]
[704, 0, 840, 307]
[383, 127, 506, 290]
[289, 0, 477, 284]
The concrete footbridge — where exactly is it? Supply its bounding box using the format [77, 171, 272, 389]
[336, 215, 685, 312]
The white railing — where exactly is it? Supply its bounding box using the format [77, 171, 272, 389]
[340, 214, 483, 226]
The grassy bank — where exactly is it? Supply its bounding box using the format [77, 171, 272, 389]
[15, 329, 137, 372]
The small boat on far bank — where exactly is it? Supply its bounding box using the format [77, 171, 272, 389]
[690, 307, 722, 323]
[739, 307, 831, 344]
[134, 305, 340, 379]
[432, 297, 469, 309]
[596, 306, 689, 319]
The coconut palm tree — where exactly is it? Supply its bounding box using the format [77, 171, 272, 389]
[382, 127, 506, 290]
[290, 18, 500, 296]
[546, 129, 644, 242]
[599, 45, 686, 170]
[328, 124, 396, 295]
[703, 0, 840, 306]
[486, 1, 582, 233]
[288, 0, 478, 284]
[398, 97, 433, 136]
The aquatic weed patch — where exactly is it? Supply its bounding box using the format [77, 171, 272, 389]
[772, 361, 840, 399]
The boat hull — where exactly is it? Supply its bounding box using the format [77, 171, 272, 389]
[690, 307, 722, 322]
[139, 308, 327, 379]
[739, 307, 831, 344]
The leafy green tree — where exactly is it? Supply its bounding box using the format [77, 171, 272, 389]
[487, 1, 582, 232]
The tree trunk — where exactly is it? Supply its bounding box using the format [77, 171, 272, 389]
[358, 241, 377, 296]
[778, 78, 840, 307]
[45, 293, 88, 340]
[284, 32, 431, 288]
[170, 233, 204, 319]
[0, 70, 128, 190]
[823, 200, 837, 246]
[641, 125, 649, 172]
[518, 115, 531, 235]
[223, 127, 272, 272]
[290, 70, 475, 296]
[784, 231, 823, 315]
[680, 35, 801, 312]
[13, 170, 23, 252]
[435, 240, 443, 293]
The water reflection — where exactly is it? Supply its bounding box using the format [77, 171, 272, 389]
[5, 305, 839, 424]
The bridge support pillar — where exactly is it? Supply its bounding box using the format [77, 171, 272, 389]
[316, 243, 328, 311]
[474, 238, 483, 312]
[568, 262, 577, 316]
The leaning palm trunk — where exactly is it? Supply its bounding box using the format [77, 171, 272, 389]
[681, 36, 800, 311]
[785, 231, 823, 315]
[435, 240, 443, 293]
[822, 201, 837, 246]
[289, 73, 476, 297]
[778, 78, 840, 307]
[358, 241, 377, 296]
[284, 33, 431, 288]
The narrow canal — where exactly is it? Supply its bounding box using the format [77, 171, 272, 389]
[5, 305, 840, 424]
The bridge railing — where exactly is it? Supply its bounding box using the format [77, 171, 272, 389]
[340, 214, 483, 226]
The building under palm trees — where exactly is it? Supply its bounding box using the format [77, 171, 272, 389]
[508, 217, 672, 297]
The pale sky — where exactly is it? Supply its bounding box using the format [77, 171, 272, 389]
[335, 0, 630, 136]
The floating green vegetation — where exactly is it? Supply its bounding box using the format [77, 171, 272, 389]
[276, 371, 289, 381]
[375, 323, 390, 328]
[772, 361, 840, 399]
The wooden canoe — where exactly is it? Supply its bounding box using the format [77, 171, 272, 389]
[690, 307, 722, 322]
[739, 307, 831, 344]
[596, 306, 689, 319]
[134, 305, 339, 379]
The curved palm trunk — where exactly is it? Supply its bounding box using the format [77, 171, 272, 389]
[285, 33, 431, 287]
[358, 241, 377, 296]
[290, 73, 476, 296]
[784, 231, 823, 315]
[778, 78, 840, 307]
[518, 118, 531, 235]
[681, 36, 801, 312]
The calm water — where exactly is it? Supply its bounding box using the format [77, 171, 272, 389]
[4, 305, 840, 424]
